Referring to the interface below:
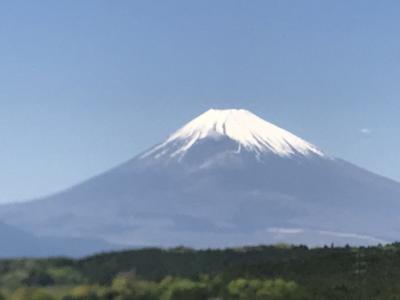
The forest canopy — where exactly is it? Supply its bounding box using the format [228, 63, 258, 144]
[0, 243, 399, 299]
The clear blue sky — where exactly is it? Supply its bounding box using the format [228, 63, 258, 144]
[1, 0, 400, 203]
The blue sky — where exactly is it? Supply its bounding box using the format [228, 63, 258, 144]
[1, 0, 400, 203]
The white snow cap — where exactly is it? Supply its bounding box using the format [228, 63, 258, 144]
[143, 109, 324, 159]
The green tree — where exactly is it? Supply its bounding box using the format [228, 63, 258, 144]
[10, 288, 55, 300]
[257, 278, 304, 300]
[63, 285, 98, 300]
[160, 277, 209, 300]
[22, 270, 55, 286]
[227, 279, 262, 300]
[228, 278, 305, 300]
[111, 273, 158, 300]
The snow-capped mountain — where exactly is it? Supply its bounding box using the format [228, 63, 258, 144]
[141, 109, 324, 161]
[1, 108, 400, 256]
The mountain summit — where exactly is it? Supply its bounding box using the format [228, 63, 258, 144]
[142, 109, 324, 161]
[1, 108, 400, 256]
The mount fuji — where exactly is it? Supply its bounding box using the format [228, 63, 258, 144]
[1, 108, 400, 255]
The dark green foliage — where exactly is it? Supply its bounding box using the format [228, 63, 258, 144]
[1, 244, 400, 299]
[227, 278, 306, 300]
[22, 270, 55, 286]
[159, 277, 209, 300]
[78, 245, 309, 283]
[9, 288, 55, 300]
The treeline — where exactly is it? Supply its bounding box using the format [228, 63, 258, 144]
[1, 243, 400, 299]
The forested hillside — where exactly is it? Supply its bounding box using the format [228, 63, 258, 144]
[1, 244, 400, 299]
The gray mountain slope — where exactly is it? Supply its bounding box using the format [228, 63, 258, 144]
[0, 222, 120, 258]
[1, 109, 400, 253]
[1, 137, 400, 249]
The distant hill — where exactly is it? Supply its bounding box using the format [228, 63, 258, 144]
[0, 222, 120, 258]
